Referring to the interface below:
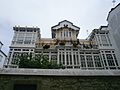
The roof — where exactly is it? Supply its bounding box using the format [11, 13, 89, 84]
[99, 26, 108, 30]
[0, 41, 3, 46]
[13, 26, 40, 31]
[107, 3, 120, 21]
[0, 50, 7, 57]
[51, 20, 80, 30]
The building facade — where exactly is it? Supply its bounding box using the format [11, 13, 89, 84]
[6, 4, 120, 69]
[6, 20, 120, 70]
[35, 20, 119, 69]
[7, 26, 40, 68]
[0, 41, 7, 68]
[107, 3, 120, 65]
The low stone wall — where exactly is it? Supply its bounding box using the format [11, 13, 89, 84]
[1, 68, 120, 76]
[0, 75, 120, 90]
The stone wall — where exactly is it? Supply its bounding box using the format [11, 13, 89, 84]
[0, 75, 120, 90]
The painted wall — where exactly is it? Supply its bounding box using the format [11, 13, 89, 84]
[107, 4, 120, 64]
[0, 51, 6, 68]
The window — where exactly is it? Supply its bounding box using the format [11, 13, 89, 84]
[107, 34, 112, 46]
[101, 35, 108, 46]
[70, 53, 72, 65]
[93, 52, 99, 54]
[102, 54, 107, 66]
[59, 52, 61, 64]
[113, 54, 119, 66]
[69, 32, 71, 37]
[63, 54, 65, 64]
[86, 55, 94, 67]
[80, 55, 86, 67]
[66, 31, 68, 37]
[97, 35, 101, 45]
[76, 54, 79, 65]
[73, 54, 76, 65]
[66, 49, 71, 51]
[66, 52, 69, 65]
[73, 49, 77, 51]
[27, 30, 33, 32]
[59, 52, 65, 65]
[51, 55, 57, 61]
[64, 31, 65, 37]
[11, 52, 20, 64]
[80, 52, 84, 54]
[20, 30, 25, 32]
[17, 37, 24, 44]
[16, 33, 25, 44]
[32, 34, 36, 41]
[23, 49, 29, 51]
[94, 56, 102, 67]
[106, 54, 115, 66]
[85, 52, 91, 54]
[61, 32, 62, 37]
[14, 49, 21, 51]
[105, 51, 111, 53]
[24, 37, 32, 44]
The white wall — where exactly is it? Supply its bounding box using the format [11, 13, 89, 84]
[0, 51, 6, 68]
[107, 4, 120, 65]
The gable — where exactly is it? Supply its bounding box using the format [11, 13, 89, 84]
[52, 20, 80, 31]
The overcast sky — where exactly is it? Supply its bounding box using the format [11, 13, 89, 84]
[0, 0, 120, 54]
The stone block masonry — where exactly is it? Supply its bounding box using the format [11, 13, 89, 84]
[0, 75, 120, 90]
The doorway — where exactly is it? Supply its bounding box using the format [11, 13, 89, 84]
[14, 84, 37, 90]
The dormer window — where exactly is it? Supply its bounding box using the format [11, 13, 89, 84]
[61, 30, 72, 38]
[52, 20, 80, 39]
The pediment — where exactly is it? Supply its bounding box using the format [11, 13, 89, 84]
[52, 20, 80, 30]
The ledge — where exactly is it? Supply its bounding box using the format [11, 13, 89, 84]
[0, 68, 120, 76]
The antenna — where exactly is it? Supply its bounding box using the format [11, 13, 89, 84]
[112, 0, 116, 7]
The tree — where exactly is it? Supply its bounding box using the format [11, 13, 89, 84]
[18, 53, 62, 69]
[18, 53, 30, 68]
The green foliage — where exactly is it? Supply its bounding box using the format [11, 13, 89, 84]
[18, 53, 62, 69]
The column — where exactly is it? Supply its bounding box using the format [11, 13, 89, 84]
[105, 34, 109, 46]
[65, 49, 67, 66]
[49, 52, 51, 62]
[84, 54, 88, 69]
[104, 51, 109, 69]
[78, 51, 81, 69]
[8, 50, 14, 66]
[111, 53, 117, 69]
[61, 52, 63, 64]
[99, 51, 106, 69]
[92, 54, 96, 69]
[57, 49, 59, 64]
[68, 52, 70, 65]
[71, 50, 74, 69]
